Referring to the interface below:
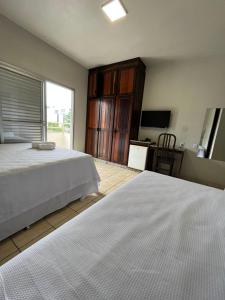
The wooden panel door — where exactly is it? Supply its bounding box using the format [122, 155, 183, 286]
[118, 67, 135, 95]
[85, 99, 100, 157]
[88, 71, 98, 98]
[102, 70, 117, 96]
[111, 95, 133, 164]
[98, 97, 115, 161]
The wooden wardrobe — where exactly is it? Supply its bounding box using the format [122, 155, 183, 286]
[85, 58, 146, 165]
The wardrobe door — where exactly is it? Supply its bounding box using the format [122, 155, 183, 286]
[118, 67, 135, 95]
[111, 95, 133, 164]
[88, 71, 98, 98]
[102, 70, 117, 96]
[98, 97, 115, 161]
[85, 99, 100, 157]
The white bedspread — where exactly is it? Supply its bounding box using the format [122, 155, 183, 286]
[0, 143, 100, 240]
[0, 171, 225, 300]
[0, 143, 91, 174]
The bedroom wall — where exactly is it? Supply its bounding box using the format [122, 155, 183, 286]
[140, 57, 225, 189]
[0, 15, 88, 151]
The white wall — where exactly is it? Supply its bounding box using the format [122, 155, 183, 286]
[140, 57, 225, 188]
[0, 15, 88, 151]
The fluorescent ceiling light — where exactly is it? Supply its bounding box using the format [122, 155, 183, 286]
[102, 0, 127, 22]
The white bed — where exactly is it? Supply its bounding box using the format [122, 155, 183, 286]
[0, 171, 225, 299]
[0, 143, 100, 241]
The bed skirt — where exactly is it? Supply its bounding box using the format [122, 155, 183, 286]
[0, 180, 98, 241]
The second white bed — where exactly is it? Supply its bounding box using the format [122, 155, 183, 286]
[0, 171, 225, 299]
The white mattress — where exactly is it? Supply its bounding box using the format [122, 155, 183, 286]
[0, 143, 91, 174]
[0, 143, 100, 241]
[0, 171, 225, 300]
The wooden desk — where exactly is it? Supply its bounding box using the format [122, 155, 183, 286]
[130, 140, 185, 176]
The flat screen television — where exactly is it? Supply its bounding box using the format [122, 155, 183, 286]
[141, 110, 171, 128]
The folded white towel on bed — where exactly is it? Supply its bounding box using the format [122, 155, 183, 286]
[32, 142, 56, 150]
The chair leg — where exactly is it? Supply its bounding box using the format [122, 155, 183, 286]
[169, 161, 174, 176]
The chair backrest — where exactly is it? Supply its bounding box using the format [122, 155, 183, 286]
[157, 133, 176, 150]
[156, 133, 176, 161]
[154, 133, 177, 174]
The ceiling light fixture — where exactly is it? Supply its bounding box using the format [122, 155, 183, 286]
[102, 0, 127, 22]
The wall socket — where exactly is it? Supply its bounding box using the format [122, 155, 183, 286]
[192, 144, 198, 149]
[179, 143, 185, 148]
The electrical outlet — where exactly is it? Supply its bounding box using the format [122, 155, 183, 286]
[192, 144, 198, 149]
[179, 143, 185, 148]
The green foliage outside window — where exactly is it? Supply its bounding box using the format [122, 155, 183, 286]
[47, 111, 71, 132]
[63, 111, 71, 129]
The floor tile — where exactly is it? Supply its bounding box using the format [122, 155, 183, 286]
[0, 251, 20, 267]
[69, 198, 93, 212]
[76, 201, 95, 213]
[45, 207, 77, 228]
[0, 239, 18, 261]
[12, 220, 52, 248]
[93, 195, 105, 202]
[54, 212, 79, 228]
[82, 193, 101, 203]
[20, 228, 55, 251]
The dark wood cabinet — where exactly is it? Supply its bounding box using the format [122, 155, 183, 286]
[85, 58, 146, 165]
[111, 95, 133, 164]
[98, 97, 115, 161]
[87, 71, 98, 98]
[102, 70, 117, 96]
[85, 99, 99, 157]
[118, 67, 135, 95]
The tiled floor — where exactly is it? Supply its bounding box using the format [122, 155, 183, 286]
[0, 160, 140, 266]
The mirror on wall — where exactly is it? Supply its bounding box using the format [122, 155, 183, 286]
[197, 108, 225, 162]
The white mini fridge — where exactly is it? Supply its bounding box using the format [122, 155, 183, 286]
[128, 144, 148, 171]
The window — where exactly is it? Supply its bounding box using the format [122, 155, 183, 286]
[45, 81, 74, 150]
[0, 67, 43, 143]
[0, 67, 75, 148]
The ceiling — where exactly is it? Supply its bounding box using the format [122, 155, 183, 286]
[0, 0, 225, 68]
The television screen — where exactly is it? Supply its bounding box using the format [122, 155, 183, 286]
[141, 111, 171, 128]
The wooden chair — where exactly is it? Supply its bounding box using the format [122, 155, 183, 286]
[153, 133, 176, 176]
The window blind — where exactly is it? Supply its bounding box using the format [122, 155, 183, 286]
[0, 67, 43, 143]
